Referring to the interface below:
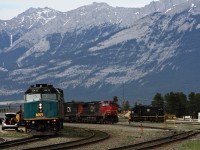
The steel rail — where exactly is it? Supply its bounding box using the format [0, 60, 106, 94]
[0, 136, 49, 149]
[109, 130, 200, 150]
[23, 129, 109, 150]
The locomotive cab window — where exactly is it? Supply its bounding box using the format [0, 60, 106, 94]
[25, 94, 41, 102]
[102, 103, 109, 107]
[42, 94, 57, 100]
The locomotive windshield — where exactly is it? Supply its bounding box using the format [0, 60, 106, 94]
[26, 94, 41, 102]
[25, 84, 61, 102]
[101, 101, 117, 107]
[25, 93, 57, 102]
[42, 94, 57, 100]
[102, 103, 109, 107]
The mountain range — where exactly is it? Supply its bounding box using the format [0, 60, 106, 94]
[0, 0, 200, 105]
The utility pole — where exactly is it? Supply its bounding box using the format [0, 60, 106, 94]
[121, 83, 125, 112]
[122, 84, 124, 102]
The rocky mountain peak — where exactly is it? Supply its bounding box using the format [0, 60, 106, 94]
[11, 7, 60, 29]
[0, 0, 200, 102]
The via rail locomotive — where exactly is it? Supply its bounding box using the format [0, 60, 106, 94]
[24, 84, 64, 135]
[130, 105, 165, 122]
[64, 100, 118, 123]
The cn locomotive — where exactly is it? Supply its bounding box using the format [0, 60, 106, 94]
[130, 105, 165, 122]
[64, 100, 118, 123]
[24, 84, 64, 135]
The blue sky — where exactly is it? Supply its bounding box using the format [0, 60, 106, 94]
[0, 0, 155, 20]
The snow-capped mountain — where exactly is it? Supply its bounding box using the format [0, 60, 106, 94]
[0, 0, 200, 103]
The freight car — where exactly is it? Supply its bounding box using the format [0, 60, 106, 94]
[130, 105, 165, 122]
[64, 100, 118, 124]
[24, 84, 64, 135]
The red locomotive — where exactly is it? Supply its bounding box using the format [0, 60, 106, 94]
[64, 100, 118, 123]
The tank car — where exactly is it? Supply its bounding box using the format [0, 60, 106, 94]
[130, 105, 165, 122]
[64, 100, 118, 123]
[23, 84, 64, 135]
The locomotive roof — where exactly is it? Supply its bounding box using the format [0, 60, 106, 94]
[25, 84, 61, 94]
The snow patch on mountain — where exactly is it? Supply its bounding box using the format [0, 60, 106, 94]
[0, 88, 24, 96]
[47, 60, 72, 71]
[88, 26, 147, 52]
[0, 67, 8, 72]
[16, 38, 50, 67]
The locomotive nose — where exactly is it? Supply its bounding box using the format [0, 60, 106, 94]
[110, 108, 117, 115]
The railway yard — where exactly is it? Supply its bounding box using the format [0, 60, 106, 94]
[1, 119, 200, 150]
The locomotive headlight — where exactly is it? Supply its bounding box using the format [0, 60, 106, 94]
[32, 121, 35, 124]
[38, 103, 43, 112]
[26, 120, 30, 125]
[52, 120, 56, 124]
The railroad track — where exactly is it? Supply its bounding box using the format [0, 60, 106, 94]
[109, 130, 200, 150]
[0, 138, 6, 143]
[116, 122, 175, 131]
[0, 136, 49, 149]
[24, 129, 109, 150]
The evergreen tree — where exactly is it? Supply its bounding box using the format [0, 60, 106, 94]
[164, 92, 188, 117]
[150, 92, 200, 118]
[188, 92, 200, 118]
[113, 96, 119, 107]
[113, 96, 118, 103]
[151, 93, 164, 108]
[176, 92, 188, 117]
[188, 92, 196, 117]
[195, 93, 200, 118]
[164, 92, 176, 115]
